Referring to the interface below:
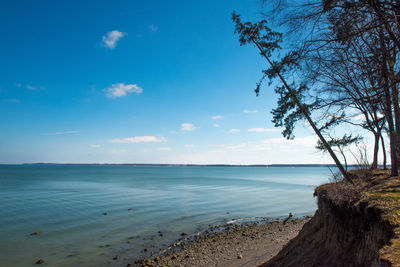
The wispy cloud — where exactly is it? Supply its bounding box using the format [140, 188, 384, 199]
[44, 130, 79, 136]
[109, 136, 166, 144]
[104, 83, 142, 98]
[16, 84, 45, 91]
[213, 123, 220, 128]
[159, 146, 171, 151]
[185, 144, 195, 148]
[90, 144, 101, 148]
[149, 25, 159, 32]
[3, 98, 20, 103]
[101, 30, 126, 49]
[263, 136, 317, 147]
[243, 109, 258, 113]
[229, 129, 240, 133]
[26, 84, 37, 90]
[217, 143, 247, 152]
[181, 123, 197, 131]
[248, 128, 280, 133]
[212, 115, 224, 120]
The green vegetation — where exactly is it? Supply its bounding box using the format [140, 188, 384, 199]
[360, 174, 400, 265]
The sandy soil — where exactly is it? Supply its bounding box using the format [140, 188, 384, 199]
[132, 218, 309, 267]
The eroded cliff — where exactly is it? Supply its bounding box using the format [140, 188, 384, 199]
[261, 171, 400, 267]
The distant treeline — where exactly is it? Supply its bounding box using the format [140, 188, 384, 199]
[9, 163, 388, 168]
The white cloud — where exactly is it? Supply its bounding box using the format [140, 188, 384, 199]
[22, 84, 45, 91]
[185, 144, 195, 148]
[211, 143, 247, 153]
[44, 130, 79, 136]
[212, 115, 224, 120]
[213, 123, 220, 128]
[181, 123, 196, 131]
[90, 144, 101, 148]
[263, 136, 318, 147]
[109, 136, 166, 143]
[351, 112, 384, 121]
[229, 129, 240, 133]
[26, 84, 37, 90]
[149, 25, 159, 32]
[225, 143, 247, 151]
[243, 109, 258, 113]
[101, 30, 126, 49]
[104, 83, 142, 98]
[248, 128, 280, 133]
[159, 146, 171, 151]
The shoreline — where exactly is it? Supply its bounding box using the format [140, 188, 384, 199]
[129, 217, 310, 267]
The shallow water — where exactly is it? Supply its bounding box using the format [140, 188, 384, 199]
[0, 165, 331, 266]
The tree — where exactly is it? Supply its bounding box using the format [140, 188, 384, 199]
[316, 134, 362, 170]
[261, 0, 400, 176]
[232, 12, 352, 182]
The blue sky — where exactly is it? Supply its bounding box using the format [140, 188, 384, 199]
[0, 0, 337, 164]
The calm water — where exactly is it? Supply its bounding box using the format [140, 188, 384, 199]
[0, 165, 331, 266]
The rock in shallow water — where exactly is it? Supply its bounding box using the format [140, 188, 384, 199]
[35, 259, 44, 264]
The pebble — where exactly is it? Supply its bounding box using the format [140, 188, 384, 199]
[35, 259, 45, 264]
[136, 218, 307, 267]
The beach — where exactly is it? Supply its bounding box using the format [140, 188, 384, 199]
[132, 218, 308, 267]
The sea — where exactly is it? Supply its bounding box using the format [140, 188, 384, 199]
[0, 164, 332, 266]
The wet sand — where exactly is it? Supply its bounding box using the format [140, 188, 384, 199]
[132, 217, 309, 267]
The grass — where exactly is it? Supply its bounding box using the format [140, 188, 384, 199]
[358, 174, 400, 266]
[315, 169, 400, 266]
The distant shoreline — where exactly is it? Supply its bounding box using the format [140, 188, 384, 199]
[1, 163, 362, 167]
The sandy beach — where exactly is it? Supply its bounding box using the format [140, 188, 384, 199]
[132, 217, 309, 267]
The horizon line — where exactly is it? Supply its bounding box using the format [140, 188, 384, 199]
[0, 162, 353, 167]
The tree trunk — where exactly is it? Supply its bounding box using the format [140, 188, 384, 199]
[381, 133, 387, 170]
[251, 40, 351, 182]
[371, 131, 379, 170]
[378, 24, 398, 176]
[384, 96, 398, 176]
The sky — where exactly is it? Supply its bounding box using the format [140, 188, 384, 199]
[0, 0, 368, 164]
